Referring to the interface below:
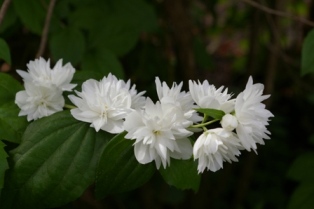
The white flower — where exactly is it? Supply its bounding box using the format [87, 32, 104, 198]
[193, 128, 242, 173]
[15, 82, 64, 121]
[221, 114, 238, 131]
[155, 77, 202, 123]
[124, 98, 193, 169]
[234, 76, 274, 151]
[189, 80, 235, 113]
[16, 57, 76, 91]
[68, 74, 144, 133]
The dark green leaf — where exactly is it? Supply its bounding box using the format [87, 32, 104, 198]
[0, 38, 11, 64]
[81, 48, 124, 79]
[287, 152, 314, 183]
[90, 19, 139, 57]
[0, 72, 23, 103]
[68, 5, 103, 31]
[88, 0, 157, 56]
[0, 111, 111, 209]
[301, 29, 314, 76]
[0, 102, 28, 144]
[195, 108, 225, 120]
[0, 140, 9, 189]
[159, 158, 200, 192]
[95, 132, 156, 199]
[13, 0, 45, 34]
[288, 183, 314, 209]
[50, 27, 86, 65]
[0, 73, 26, 143]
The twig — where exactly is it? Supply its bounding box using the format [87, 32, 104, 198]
[36, 0, 57, 58]
[0, 0, 12, 27]
[240, 0, 314, 27]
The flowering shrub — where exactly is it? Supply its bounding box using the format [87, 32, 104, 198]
[0, 57, 273, 208]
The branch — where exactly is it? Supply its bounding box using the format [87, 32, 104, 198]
[36, 0, 57, 58]
[240, 0, 314, 27]
[0, 0, 12, 27]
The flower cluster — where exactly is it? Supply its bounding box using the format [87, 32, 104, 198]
[15, 58, 273, 173]
[15, 57, 76, 121]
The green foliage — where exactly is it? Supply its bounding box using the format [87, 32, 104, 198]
[12, 0, 45, 35]
[0, 102, 28, 144]
[0, 111, 110, 209]
[195, 108, 225, 120]
[159, 158, 201, 192]
[0, 140, 8, 190]
[95, 132, 156, 199]
[0, 73, 22, 102]
[0, 38, 11, 64]
[49, 27, 86, 66]
[287, 152, 314, 182]
[301, 29, 314, 76]
[81, 48, 124, 79]
[288, 184, 314, 209]
[287, 152, 314, 209]
[0, 73, 27, 143]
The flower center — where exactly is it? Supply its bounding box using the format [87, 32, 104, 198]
[153, 130, 161, 135]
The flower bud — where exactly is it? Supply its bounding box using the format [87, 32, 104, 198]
[221, 114, 238, 131]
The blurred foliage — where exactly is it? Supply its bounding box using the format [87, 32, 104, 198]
[0, 0, 314, 208]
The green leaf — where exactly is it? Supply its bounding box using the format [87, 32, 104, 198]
[0, 38, 11, 64]
[288, 183, 314, 209]
[90, 19, 139, 57]
[81, 48, 124, 79]
[13, 0, 45, 34]
[95, 132, 156, 199]
[287, 152, 314, 183]
[0, 72, 23, 102]
[0, 111, 111, 209]
[49, 27, 86, 65]
[88, 0, 155, 56]
[0, 102, 28, 144]
[195, 108, 225, 120]
[0, 73, 27, 143]
[68, 5, 103, 31]
[0, 140, 9, 190]
[159, 158, 200, 192]
[301, 29, 314, 76]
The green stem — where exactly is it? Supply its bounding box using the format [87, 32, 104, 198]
[64, 104, 77, 109]
[191, 119, 220, 128]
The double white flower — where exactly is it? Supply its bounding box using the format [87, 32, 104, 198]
[15, 58, 76, 121]
[124, 78, 197, 169]
[190, 77, 273, 172]
[68, 73, 145, 134]
[234, 77, 274, 151]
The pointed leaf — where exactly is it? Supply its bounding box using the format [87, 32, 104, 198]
[0, 102, 28, 143]
[159, 158, 200, 192]
[0, 111, 111, 209]
[0, 38, 11, 64]
[301, 29, 314, 76]
[49, 27, 86, 65]
[0, 73, 26, 143]
[81, 48, 124, 79]
[288, 183, 314, 209]
[287, 152, 314, 183]
[95, 133, 155, 199]
[0, 72, 23, 102]
[0, 140, 9, 190]
[13, 0, 45, 34]
[195, 108, 225, 120]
